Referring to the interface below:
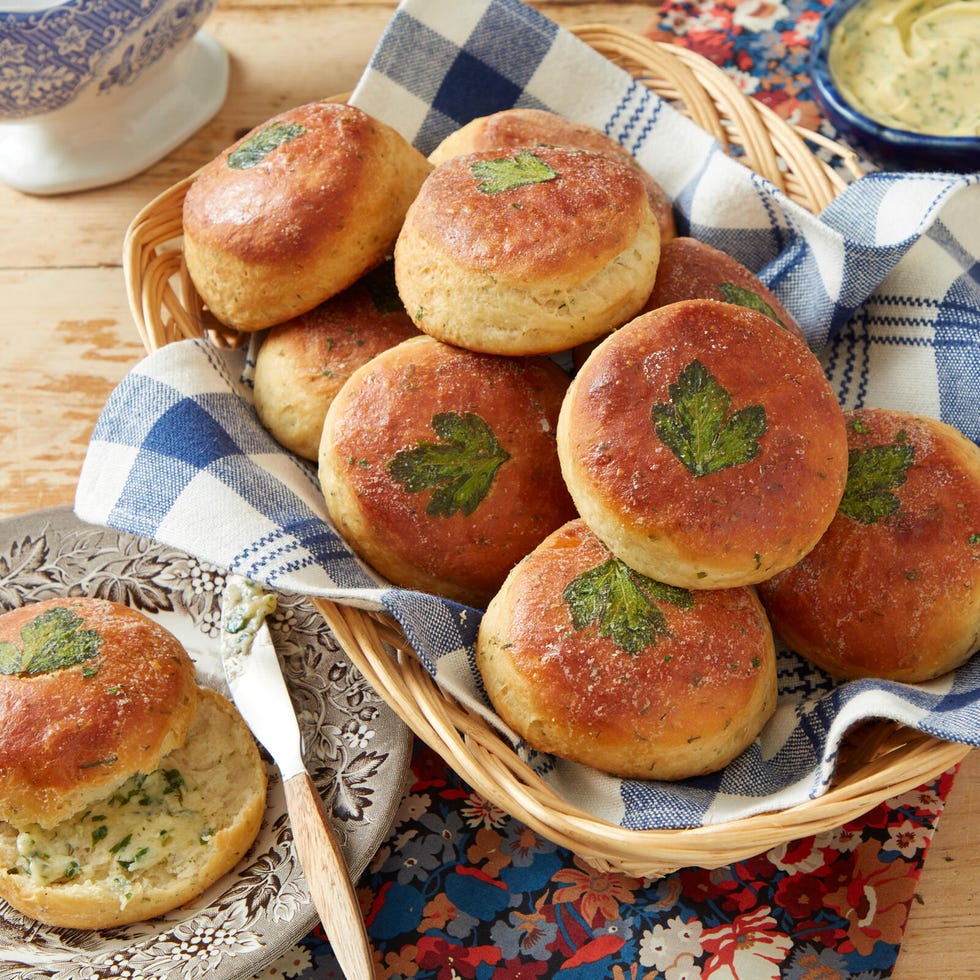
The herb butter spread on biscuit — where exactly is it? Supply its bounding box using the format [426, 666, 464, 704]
[0, 597, 266, 929]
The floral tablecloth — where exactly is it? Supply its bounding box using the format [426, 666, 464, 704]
[645, 0, 837, 138]
[243, 4, 967, 978]
[258, 744, 956, 980]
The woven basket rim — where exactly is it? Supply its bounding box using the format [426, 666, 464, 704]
[312, 600, 968, 877]
[121, 24, 969, 877]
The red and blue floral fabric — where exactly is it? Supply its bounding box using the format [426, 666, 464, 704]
[644, 0, 835, 136]
[267, 743, 955, 979]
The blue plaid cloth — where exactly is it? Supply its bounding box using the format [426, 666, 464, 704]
[76, 0, 979, 830]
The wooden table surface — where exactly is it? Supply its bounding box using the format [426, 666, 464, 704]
[0, 2, 975, 975]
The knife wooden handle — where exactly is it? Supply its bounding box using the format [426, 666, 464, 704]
[283, 771, 377, 980]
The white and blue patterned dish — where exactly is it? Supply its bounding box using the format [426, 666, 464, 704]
[0, 506, 412, 980]
[0, 0, 227, 194]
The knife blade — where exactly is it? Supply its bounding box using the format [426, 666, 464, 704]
[221, 576, 376, 980]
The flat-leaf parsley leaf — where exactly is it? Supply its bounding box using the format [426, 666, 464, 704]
[0, 606, 102, 676]
[228, 121, 306, 169]
[470, 151, 558, 194]
[563, 557, 693, 656]
[652, 359, 767, 477]
[839, 440, 915, 524]
[387, 411, 510, 517]
[717, 282, 787, 329]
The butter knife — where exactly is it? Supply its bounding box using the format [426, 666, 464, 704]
[221, 577, 376, 980]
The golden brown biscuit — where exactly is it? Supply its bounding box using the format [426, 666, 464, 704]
[394, 146, 661, 355]
[183, 101, 432, 331]
[571, 235, 805, 376]
[0, 597, 198, 829]
[642, 236, 805, 342]
[558, 299, 849, 589]
[318, 335, 577, 606]
[0, 687, 266, 929]
[0, 598, 267, 929]
[476, 518, 777, 780]
[253, 262, 420, 460]
[429, 107, 676, 243]
[758, 408, 980, 682]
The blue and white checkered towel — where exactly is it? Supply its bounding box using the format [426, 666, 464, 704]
[76, 0, 979, 830]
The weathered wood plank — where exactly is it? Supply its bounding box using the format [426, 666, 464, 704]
[0, 270, 142, 516]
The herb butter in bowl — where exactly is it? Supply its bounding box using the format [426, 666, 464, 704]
[810, 0, 980, 171]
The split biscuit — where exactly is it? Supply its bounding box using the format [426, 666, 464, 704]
[0, 597, 266, 929]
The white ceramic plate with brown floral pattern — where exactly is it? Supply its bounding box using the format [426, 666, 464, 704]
[0, 507, 412, 980]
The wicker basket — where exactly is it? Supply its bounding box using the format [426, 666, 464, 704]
[123, 25, 970, 878]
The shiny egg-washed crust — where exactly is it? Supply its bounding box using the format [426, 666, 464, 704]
[182, 101, 432, 331]
[558, 299, 849, 589]
[759, 409, 980, 682]
[394, 146, 661, 355]
[570, 236, 806, 371]
[428, 108, 676, 243]
[0, 688, 267, 929]
[318, 335, 578, 607]
[254, 263, 421, 461]
[642, 236, 805, 342]
[0, 597, 198, 829]
[476, 519, 777, 780]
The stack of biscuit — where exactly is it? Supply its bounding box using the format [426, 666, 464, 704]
[182, 103, 980, 784]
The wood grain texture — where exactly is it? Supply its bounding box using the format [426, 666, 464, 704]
[283, 772, 377, 980]
[894, 749, 979, 980]
[0, 270, 143, 516]
[0, 2, 975, 974]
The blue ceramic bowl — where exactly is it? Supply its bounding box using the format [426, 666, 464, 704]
[810, 0, 980, 173]
[0, 0, 218, 120]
